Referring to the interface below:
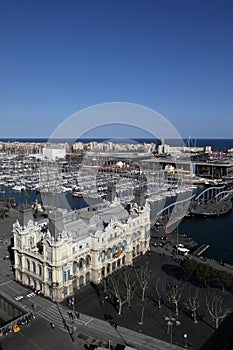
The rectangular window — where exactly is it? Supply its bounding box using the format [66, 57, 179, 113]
[63, 270, 71, 282]
[47, 250, 52, 261]
[38, 265, 42, 276]
[63, 271, 67, 282]
[18, 256, 22, 268]
[48, 268, 52, 281]
[62, 248, 67, 258]
[17, 238, 21, 249]
[30, 236, 34, 247]
[26, 259, 30, 270]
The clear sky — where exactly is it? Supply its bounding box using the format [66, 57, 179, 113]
[0, 0, 233, 139]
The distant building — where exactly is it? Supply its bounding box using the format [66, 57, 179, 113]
[158, 143, 170, 155]
[205, 146, 212, 153]
[12, 200, 150, 302]
[42, 146, 66, 161]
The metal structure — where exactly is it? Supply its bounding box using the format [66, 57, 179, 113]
[0, 290, 34, 336]
[194, 185, 225, 203]
[165, 313, 181, 350]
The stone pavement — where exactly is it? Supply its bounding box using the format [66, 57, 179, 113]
[37, 301, 184, 350]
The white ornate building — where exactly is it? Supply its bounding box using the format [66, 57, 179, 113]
[12, 200, 150, 302]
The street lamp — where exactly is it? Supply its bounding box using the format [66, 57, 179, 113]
[183, 333, 188, 348]
[165, 313, 181, 350]
[71, 295, 76, 334]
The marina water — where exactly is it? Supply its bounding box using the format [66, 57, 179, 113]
[1, 137, 233, 264]
[3, 186, 233, 265]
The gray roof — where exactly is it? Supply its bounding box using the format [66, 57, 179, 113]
[47, 202, 129, 240]
[97, 203, 129, 223]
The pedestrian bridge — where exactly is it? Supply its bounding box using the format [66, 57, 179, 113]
[151, 194, 195, 233]
[151, 185, 232, 233]
[194, 185, 225, 203]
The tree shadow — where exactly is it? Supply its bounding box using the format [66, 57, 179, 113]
[161, 264, 185, 280]
[90, 282, 100, 298]
[104, 314, 113, 321]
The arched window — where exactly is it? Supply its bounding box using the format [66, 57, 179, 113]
[117, 242, 122, 252]
[112, 245, 117, 257]
[132, 246, 136, 257]
[107, 248, 111, 259]
[32, 261, 36, 273]
[86, 272, 90, 283]
[26, 259, 30, 270]
[101, 251, 105, 262]
[101, 267, 105, 277]
[79, 275, 84, 287]
[85, 255, 91, 267]
[79, 258, 84, 270]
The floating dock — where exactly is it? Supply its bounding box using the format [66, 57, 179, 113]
[192, 244, 209, 256]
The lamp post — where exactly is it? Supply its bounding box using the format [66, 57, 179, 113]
[184, 333, 188, 348]
[165, 313, 181, 350]
[72, 295, 76, 334]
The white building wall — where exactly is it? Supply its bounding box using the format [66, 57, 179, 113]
[13, 202, 150, 302]
[42, 147, 66, 161]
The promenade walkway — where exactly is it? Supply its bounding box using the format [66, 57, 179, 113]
[37, 302, 184, 350]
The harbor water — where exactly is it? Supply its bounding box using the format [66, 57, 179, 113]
[2, 186, 233, 265]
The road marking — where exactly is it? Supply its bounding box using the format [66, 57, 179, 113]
[15, 295, 24, 300]
[27, 292, 35, 298]
[84, 318, 93, 325]
[0, 280, 13, 286]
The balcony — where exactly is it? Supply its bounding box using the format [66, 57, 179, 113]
[106, 252, 125, 264]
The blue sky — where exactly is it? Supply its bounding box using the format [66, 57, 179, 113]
[0, 0, 233, 139]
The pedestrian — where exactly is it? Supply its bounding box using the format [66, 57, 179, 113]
[31, 303, 37, 312]
[50, 322, 55, 329]
[68, 298, 72, 308]
[75, 312, 80, 319]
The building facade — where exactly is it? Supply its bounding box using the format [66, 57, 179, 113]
[12, 200, 150, 302]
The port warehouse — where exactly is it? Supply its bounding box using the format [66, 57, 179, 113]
[152, 159, 233, 179]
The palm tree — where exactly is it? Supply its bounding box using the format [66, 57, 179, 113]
[0, 207, 9, 221]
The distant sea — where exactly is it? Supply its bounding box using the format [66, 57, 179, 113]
[1, 138, 233, 151]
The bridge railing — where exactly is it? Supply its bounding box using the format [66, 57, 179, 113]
[194, 185, 225, 202]
[152, 194, 195, 232]
[215, 189, 233, 201]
